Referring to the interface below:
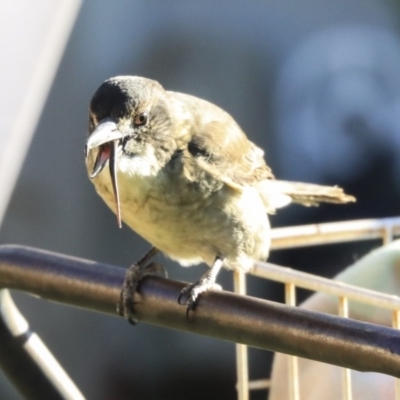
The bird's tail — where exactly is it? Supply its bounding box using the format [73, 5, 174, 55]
[256, 180, 355, 211]
[271, 180, 355, 206]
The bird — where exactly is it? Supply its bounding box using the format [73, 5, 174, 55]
[84, 76, 355, 322]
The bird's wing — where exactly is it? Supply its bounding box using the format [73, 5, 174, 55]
[169, 92, 355, 209]
[184, 120, 355, 209]
[186, 119, 273, 190]
[167, 91, 273, 190]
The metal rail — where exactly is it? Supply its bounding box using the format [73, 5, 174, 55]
[1, 244, 400, 380]
[251, 261, 400, 310]
[236, 215, 400, 400]
[270, 216, 400, 249]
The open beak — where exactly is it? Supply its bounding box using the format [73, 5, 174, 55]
[85, 118, 124, 228]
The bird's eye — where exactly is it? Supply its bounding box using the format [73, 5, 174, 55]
[134, 112, 148, 126]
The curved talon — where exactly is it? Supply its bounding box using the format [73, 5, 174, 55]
[180, 289, 197, 322]
[177, 292, 185, 305]
[186, 301, 196, 322]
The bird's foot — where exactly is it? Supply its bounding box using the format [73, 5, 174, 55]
[178, 278, 222, 320]
[117, 248, 166, 324]
[117, 261, 167, 323]
[178, 256, 224, 320]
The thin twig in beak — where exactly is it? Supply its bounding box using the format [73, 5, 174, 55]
[109, 140, 122, 228]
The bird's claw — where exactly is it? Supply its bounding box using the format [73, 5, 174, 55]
[178, 280, 222, 321]
[117, 261, 167, 324]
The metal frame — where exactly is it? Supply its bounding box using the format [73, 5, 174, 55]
[234, 216, 400, 400]
[0, 218, 400, 397]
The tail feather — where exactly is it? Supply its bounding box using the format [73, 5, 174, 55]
[271, 180, 356, 206]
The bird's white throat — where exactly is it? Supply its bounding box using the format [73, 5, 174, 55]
[117, 144, 161, 178]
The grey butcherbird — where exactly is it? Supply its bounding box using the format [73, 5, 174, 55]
[85, 76, 355, 322]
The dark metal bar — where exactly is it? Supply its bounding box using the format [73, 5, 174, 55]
[1, 244, 400, 379]
[0, 244, 122, 314]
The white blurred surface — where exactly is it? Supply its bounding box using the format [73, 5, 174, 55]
[0, 0, 80, 226]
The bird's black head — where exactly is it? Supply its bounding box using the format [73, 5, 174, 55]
[88, 76, 167, 133]
[86, 75, 176, 158]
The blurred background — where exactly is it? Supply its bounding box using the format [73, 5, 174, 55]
[1, 0, 400, 399]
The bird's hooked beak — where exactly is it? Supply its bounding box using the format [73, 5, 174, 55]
[85, 118, 124, 228]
